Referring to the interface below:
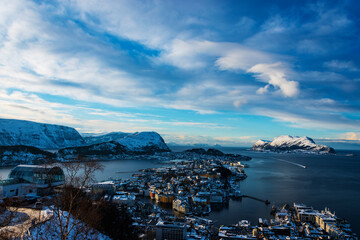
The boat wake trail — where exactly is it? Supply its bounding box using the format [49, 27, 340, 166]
[273, 158, 307, 169]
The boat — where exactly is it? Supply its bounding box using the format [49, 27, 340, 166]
[346, 153, 357, 157]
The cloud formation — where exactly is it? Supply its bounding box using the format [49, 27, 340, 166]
[0, 0, 359, 146]
[160, 39, 299, 97]
[341, 132, 360, 141]
[248, 63, 299, 97]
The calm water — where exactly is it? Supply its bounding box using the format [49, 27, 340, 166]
[1, 148, 359, 233]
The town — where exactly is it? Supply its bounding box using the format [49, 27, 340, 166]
[93, 157, 357, 240]
[0, 150, 357, 239]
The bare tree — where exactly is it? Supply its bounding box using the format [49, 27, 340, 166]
[25, 158, 104, 240]
[54, 158, 103, 240]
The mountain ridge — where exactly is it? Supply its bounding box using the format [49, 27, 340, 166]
[0, 119, 85, 149]
[83, 132, 132, 145]
[0, 119, 171, 165]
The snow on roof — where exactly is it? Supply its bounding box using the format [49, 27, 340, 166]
[96, 181, 114, 185]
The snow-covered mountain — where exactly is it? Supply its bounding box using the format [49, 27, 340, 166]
[59, 131, 170, 157]
[251, 135, 335, 154]
[116, 132, 170, 152]
[251, 139, 271, 149]
[83, 132, 132, 145]
[0, 119, 85, 149]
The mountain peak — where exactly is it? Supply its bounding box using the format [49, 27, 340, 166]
[116, 131, 170, 152]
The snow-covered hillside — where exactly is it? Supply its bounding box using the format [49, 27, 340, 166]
[83, 132, 131, 145]
[0, 145, 55, 166]
[251, 135, 335, 154]
[0, 119, 85, 149]
[116, 132, 170, 152]
[58, 131, 170, 158]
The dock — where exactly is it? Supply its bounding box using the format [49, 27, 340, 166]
[243, 195, 270, 205]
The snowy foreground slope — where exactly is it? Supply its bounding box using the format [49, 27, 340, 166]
[0, 119, 85, 149]
[24, 209, 111, 240]
[251, 135, 335, 154]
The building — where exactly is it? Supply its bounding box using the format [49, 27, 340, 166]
[173, 198, 190, 214]
[294, 203, 316, 223]
[156, 221, 186, 240]
[111, 192, 136, 205]
[210, 191, 223, 203]
[0, 165, 65, 198]
[155, 191, 175, 203]
[0, 178, 31, 198]
[91, 181, 116, 195]
[313, 208, 337, 232]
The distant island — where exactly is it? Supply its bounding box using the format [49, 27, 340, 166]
[251, 135, 336, 154]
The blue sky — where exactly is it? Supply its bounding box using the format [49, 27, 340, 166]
[0, 0, 360, 148]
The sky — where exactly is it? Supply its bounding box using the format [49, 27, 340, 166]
[0, 0, 360, 148]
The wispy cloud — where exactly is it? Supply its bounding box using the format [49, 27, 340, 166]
[324, 60, 358, 72]
[159, 39, 299, 97]
[254, 108, 360, 130]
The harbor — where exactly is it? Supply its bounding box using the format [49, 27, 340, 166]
[89, 150, 359, 239]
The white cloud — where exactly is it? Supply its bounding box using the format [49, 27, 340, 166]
[248, 63, 299, 97]
[324, 60, 358, 72]
[254, 108, 360, 130]
[163, 121, 230, 129]
[340, 132, 360, 141]
[233, 99, 247, 108]
[215, 47, 273, 71]
[70, 0, 205, 49]
[256, 85, 269, 95]
[159, 40, 220, 69]
[163, 133, 255, 146]
[304, 3, 352, 36]
[160, 39, 274, 71]
[164, 80, 256, 114]
[297, 39, 326, 54]
[0, 90, 80, 126]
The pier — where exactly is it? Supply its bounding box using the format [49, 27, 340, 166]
[243, 195, 270, 205]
